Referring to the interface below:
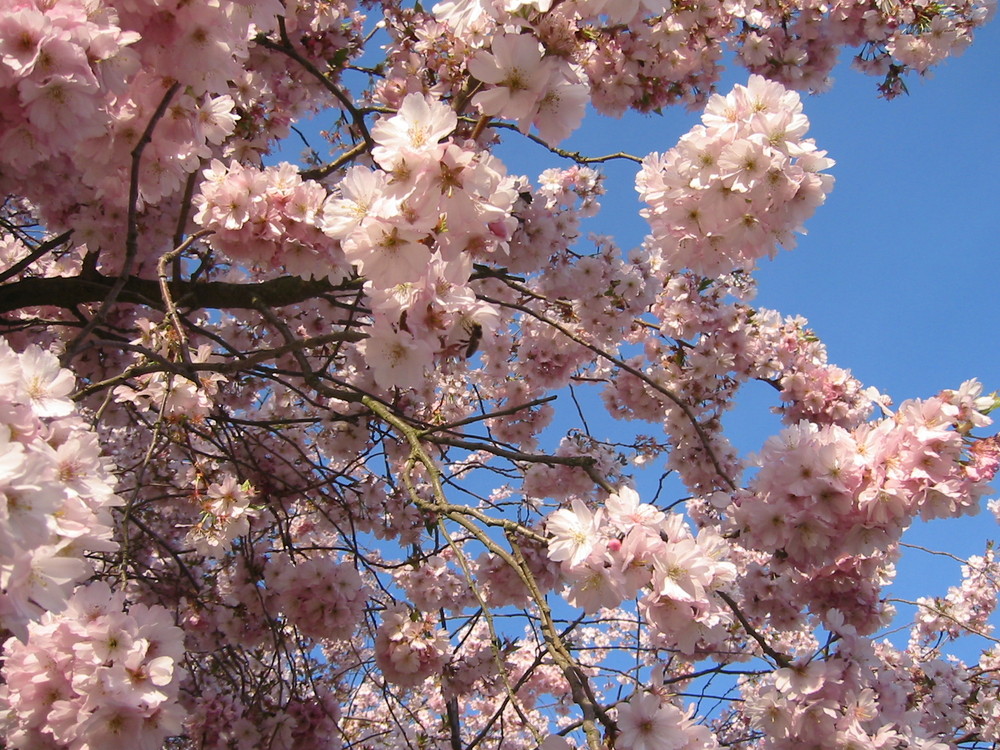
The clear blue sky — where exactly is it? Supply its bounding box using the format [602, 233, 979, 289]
[490, 20, 1000, 633]
[497, 20, 999, 415]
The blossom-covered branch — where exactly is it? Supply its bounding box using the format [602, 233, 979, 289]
[0, 0, 996, 748]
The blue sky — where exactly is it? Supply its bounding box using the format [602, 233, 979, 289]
[490, 20, 1000, 638]
[493, 18, 999, 451]
[279, 18, 999, 649]
[496, 19, 999, 414]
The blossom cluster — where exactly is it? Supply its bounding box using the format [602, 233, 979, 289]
[429, 0, 992, 114]
[730, 380, 996, 632]
[0, 581, 187, 750]
[733, 0, 990, 96]
[546, 487, 737, 653]
[374, 603, 451, 687]
[192, 160, 348, 279]
[776, 361, 873, 429]
[734, 626, 1000, 750]
[736, 380, 995, 566]
[321, 93, 518, 388]
[911, 546, 1000, 647]
[468, 30, 589, 144]
[637, 75, 834, 277]
[0, 2, 246, 268]
[113, 322, 226, 424]
[395, 553, 477, 612]
[614, 691, 718, 750]
[885, 10, 980, 74]
[265, 552, 367, 642]
[0, 339, 120, 639]
[186, 476, 257, 558]
[0, 2, 141, 176]
[473, 538, 562, 609]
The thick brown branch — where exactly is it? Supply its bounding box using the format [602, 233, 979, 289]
[0, 272, 359, 315]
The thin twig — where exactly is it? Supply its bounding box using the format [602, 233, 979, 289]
[363, 396, 614, 750]
[480, 288, 738, 491]
[0, 229, 73, 284]
[300, 141, 370, 181]
[487, 119, 644, 164]
[256, 21, 372, 148]
[63, 82, 180, 363]
[157, 229, 214, 367]
[716, 590, 792, 669]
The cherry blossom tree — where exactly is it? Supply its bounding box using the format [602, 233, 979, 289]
[0, 1, 997, 749]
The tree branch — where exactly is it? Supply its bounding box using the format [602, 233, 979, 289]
[0, 272, 361, 315]
[716, 590, 792, 669]
[63, 82, 180, 362]
[480, 289, 739, 492]
[0, 230, 73, 284]
[362, 396, 614, 749]
[255, 20, 373, 149]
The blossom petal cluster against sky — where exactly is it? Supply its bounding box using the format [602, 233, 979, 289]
[2, 1, 998, 746]
[485, 18, 1000, 623]
[483, 14, 998, 450]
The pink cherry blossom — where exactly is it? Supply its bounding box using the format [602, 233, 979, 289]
[0, 2, 994, 747]
[469, 32, 554, 127]
[546, 497, 604, 567]
[371, 92, 458, 168]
